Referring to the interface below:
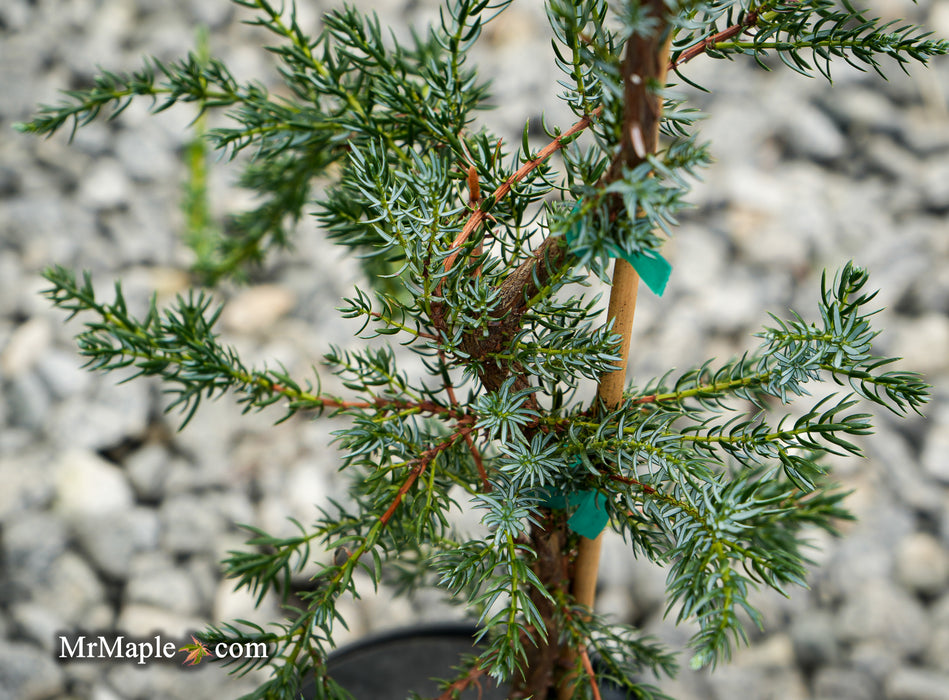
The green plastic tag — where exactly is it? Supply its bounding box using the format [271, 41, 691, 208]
[623, 249, 672, 297]
[564, 201, 672, 297]
[565, 490, 610, 540]
[540, 489, 610, 539]
[537, 457, 610, 539]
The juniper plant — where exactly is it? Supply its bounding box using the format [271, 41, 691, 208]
[17, 0, 944, 698]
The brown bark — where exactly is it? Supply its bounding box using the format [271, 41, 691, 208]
[458, 235, 568, 394]
[509, 511, 570, 699]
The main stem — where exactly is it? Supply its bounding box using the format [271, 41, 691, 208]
[556, 2, 671, 697]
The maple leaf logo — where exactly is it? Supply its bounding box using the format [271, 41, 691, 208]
[179, 635, 214, 667]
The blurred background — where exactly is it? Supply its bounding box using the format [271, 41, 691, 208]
[1, 0, 948, 698]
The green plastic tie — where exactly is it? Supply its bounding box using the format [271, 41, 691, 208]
[564, 202, 672, 296]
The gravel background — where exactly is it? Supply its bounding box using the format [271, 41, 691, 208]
[2, 1, 949, 699]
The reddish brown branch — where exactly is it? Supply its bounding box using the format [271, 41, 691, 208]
[265, 381, 470, 419]
[442, 106, 603, 277]
[606, 471, 657, 495]
[379, 421, 476, 526]
[669, 11, 761, 70]
[580, 648, 603, 700]
[434, 663, 489, 700]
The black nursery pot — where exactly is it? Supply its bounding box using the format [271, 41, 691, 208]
[302, 623, 630, 699]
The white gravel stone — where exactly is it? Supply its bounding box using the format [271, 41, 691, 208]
[813, 667, 878, 700]
[922, 160, 949, 210]
[927, 622, 949, 673]
[922, 404, 949, 485]
[867, 427, 945, 517]
[10, 602, 65, 651]
[790, 609, 840, 670]
[851, 640, 903, 685]
[213, 579, 281, 627]
[53, 448, 135, 517]
[2, 511, 69, 595]
[114, 123, 179, 184]
[0, 316, 51, 376]
[79, 158, 132, 210]
[778, 98, 849, 162]
[221, 284, 298, 334]
[356, 575, 416, 635]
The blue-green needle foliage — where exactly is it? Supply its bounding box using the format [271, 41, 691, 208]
[24, 0, 940, 697]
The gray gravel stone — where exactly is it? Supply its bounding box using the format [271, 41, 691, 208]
[0, 639, 66, 700]
[74, 507, 161, 581]
[5, 372, 51, 431]
[884, 667, 949, 700]
[836, 579, 931, 660]
[0, 446, 56, 518]
[2, 510, 69, 598]
[777, 98, 849, 162]
[28, 551, 106, 629]
[34, 348, 92, 400]
[813, 667, 879, 700]
[159, 494, 225, 556]
[895, 532, 949, 597]
[124, 443, 176, 503]
[789, 609, 840, 670]
[125, 553, 204, 617]
[49, 378, 152, 452]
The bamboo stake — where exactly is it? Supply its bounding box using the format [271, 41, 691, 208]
[557, 0, 670, 694]
[557, 262, 640, 700]
[573, 257, 640, 607]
